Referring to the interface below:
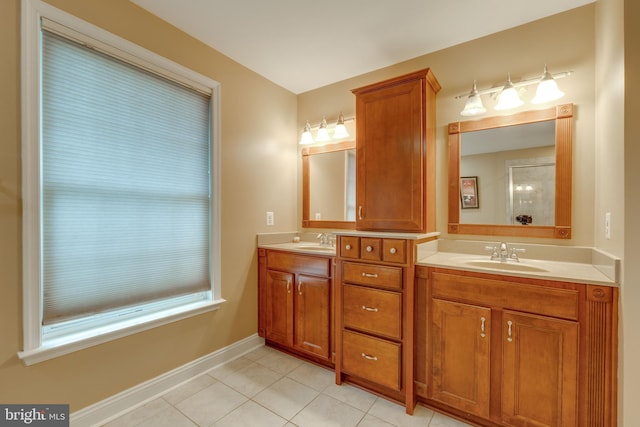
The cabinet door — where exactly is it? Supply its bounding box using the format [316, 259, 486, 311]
[502, 311, 579, 427]
[355, 77, 425, 232]
[294, 275, 331, 360]
[265, 270, 294, 347]
[431, 298, 491, 419]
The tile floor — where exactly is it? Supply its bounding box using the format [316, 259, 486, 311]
[103, 345, 472, 427]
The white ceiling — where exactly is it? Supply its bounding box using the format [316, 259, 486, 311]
[131, 0, 594, 94]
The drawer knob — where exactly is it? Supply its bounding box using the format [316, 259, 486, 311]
[366, 245, 373, 252]
[389, 247, 397, 254]
[362, 272, 379, 279]
[345, 244, 352, 250]
[361, 352, 378, 361]
[361, 305, 379, 312]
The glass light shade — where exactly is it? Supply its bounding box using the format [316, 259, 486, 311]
[299, 121, 314, 145]
[316, 117, 330, 142]
[332, 113, 350, 139]
[333, 123, 350, 139]
[460, 81, 486, 116]
[531, 68, 565, 104]
[495, 78, 523, 110]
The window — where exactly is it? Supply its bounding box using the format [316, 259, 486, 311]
[20, 0, 223, 365]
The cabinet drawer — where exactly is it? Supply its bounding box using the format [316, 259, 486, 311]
[432, 272, 580, 320]
[340, 236, 360, 259]
[343, 285, 402, 339]
[360, 238, 381, 261]
[382, 239, 407, 264]
[342, 330, 401, 391]
[339, 236, 408, 264]
[343, 262, 402, 290]
[267, 251, 330, 277]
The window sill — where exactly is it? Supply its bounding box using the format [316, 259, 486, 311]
[18, 298, 225, 366]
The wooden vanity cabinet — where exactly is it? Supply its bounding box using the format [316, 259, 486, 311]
[258, 249, 333, 365]
[335, 234, 432, 414]
[352, 68, 440, 233]
[415, 266, 618, 427]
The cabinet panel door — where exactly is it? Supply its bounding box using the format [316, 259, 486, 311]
[502, 311, 579, 427]
[294, 275, 331, 360]
[265, 270, 294, 347]
[431, 298, 491, 419]
[355, 78, 424, 232]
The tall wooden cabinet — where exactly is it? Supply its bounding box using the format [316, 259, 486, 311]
[352, 68, 440, 233]
[258, 249, 333, 365]
[415, 266, 618, 427]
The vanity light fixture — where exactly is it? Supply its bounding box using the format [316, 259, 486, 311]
[460, 80, 487, 116]
[332, 113, 350, 139]
[299, 121, 315, 145]
[456, 65, 572, 116]
[299, 113, 353, 145]
[495, 73, 524, 110]
[316, 117, 331, 142]
[531, 65, 565, 104]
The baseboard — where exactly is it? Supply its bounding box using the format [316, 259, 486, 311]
[70, 334, 264, 427]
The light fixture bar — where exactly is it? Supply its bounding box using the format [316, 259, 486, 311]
[454, 71, 573, 99]
[303, 115, 355, 129]
[299, 114, 355, 144]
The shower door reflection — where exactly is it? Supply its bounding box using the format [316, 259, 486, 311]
[508, 163, 555, 226]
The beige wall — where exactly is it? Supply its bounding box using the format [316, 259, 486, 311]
[0, 0, 298, 410]
[621, 0, 640, 424]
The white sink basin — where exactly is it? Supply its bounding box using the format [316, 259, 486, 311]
[463, 259, 549, 273]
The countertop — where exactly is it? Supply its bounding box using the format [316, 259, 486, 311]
[417, 251, 617, 286]
[416, 239, 619, 287]
[258, 241, 336, 256]
[256, 233, 620, 287]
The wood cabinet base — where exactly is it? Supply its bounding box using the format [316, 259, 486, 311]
[415, 266, 618, 427]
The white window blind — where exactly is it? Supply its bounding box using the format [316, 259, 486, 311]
[41, 29, 212, 325]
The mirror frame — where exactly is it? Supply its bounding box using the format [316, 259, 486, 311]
[302, 140, 356, 229]
[448, 103, 573, 239]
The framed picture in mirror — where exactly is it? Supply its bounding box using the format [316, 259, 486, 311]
[460, 176, 479, 209]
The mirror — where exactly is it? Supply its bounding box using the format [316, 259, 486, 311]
[448, 104, 573, 239]
[302, 141, 356, 229]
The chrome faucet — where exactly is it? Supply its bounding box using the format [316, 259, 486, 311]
[485, 242, 525, 262]
[317, 233, 334, 247]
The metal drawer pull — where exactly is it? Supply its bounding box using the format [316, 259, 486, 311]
[480, 317, 486, 338]
[358, 206, 363, 220]
[361, 305, 379, 312]
[287, 281, 291, 294]
[366, 245, 373, 252]
[389, 247, 397, 254]
[361, 353, 378, 361]
[362, 272, 378, 278]
[298, 282, 303, 295]
[507, 320, 513, 342]
[345, 244, 352, 250]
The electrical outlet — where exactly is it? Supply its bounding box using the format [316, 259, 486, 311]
[266, 211, 274, 226]
[605, 212, 611, 239]
[315, 212, 321, 220]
